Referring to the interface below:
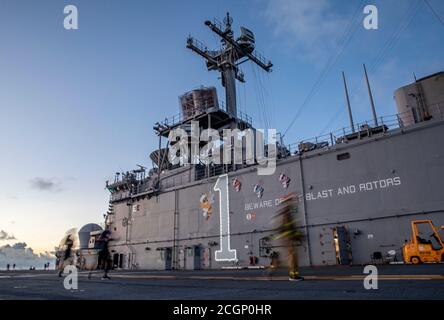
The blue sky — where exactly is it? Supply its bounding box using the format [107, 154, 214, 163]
[0, 0, 443, 253]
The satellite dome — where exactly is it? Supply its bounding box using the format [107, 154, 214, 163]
[78, 223, 103, 249]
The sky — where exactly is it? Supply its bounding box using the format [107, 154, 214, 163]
[0, 0, 443, 256]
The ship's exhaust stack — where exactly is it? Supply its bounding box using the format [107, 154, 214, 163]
[394, 71, 444, 127]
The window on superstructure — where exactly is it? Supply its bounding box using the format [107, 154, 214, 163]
[337, 153, 350, 161]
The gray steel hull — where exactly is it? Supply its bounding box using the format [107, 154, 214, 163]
[107, 119, 444, 270]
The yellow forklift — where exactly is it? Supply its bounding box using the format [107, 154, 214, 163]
[403, 220, 444, 264]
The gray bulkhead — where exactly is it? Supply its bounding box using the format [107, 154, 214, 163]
[108, 120, 444, 269]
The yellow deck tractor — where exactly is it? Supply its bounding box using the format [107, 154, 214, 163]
[403, 220, 444, 264]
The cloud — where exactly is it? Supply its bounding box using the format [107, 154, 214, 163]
[263, 0, 347, 61]
[0, 242, 54, 270]
[30, 177, 63, 192]
[0, 230, 16, 241]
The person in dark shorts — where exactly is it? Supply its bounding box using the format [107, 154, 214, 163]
[58, 235, 74, 277]
[97, 229, 112, 280]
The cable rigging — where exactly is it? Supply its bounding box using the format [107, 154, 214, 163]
[281, 0, 365, 138]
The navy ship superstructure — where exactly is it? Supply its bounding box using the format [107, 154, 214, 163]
[103, 14, 444, 270]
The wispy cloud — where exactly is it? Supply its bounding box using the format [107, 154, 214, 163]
[0, 230, 16, 241]
[263, 0, 347, 62]
[30, 177, 63, 192]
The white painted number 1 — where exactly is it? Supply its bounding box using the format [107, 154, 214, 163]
[214, 174, 237, 261]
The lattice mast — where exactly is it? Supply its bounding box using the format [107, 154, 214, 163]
[187, 12, 273, 120]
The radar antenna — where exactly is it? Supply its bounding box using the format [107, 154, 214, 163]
[187, 12, 273, 121]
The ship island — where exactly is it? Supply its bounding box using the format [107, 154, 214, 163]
[69, 13, 444, 272]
